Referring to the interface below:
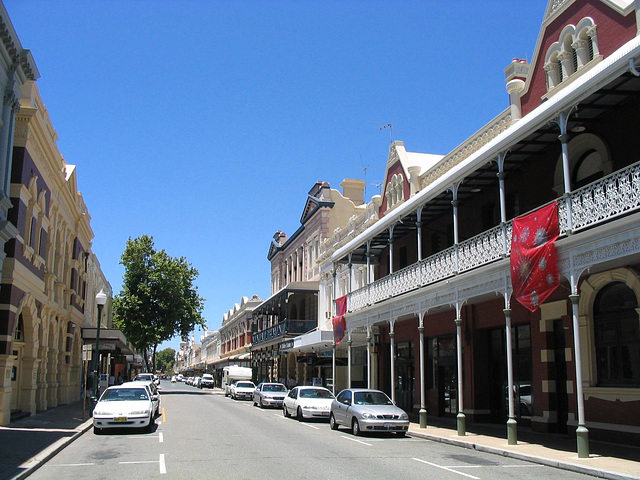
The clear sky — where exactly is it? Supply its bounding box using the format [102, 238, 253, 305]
[4, 0, 544, 352]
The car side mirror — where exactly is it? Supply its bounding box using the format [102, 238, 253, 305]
[343, 399, 351, 406]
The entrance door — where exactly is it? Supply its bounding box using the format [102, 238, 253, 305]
[394, 341, 414, 413]
[10, 347, 21, 411]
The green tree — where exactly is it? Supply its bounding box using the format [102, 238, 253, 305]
[156, 347, 176, 374]
[113, 235, 205, 372]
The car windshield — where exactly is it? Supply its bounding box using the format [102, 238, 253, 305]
[101, 388, 149, 401]
[263, 384, 287, 392]
[299, 388, 334, 399]
[135, 375, 153, 381]
[237, 382, 254, 388]
[354, 391, 393, 405]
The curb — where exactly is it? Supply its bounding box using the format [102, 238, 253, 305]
[10, 418, 94, 480]
[407, 429, 640, 480]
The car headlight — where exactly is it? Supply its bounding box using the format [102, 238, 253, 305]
[93, 410, 108, 416]
[399, 413, 409, 420]
[361, 412, 376, 419]
[129, 409, 151, 415]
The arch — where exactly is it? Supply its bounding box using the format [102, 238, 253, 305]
[579, 268, 640, 386]
[553, 133, 612, 194]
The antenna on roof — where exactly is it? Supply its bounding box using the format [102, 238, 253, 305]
[380, 123, 393, 143]
[361, 154, 369, 198]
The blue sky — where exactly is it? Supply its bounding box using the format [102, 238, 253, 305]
[4, 0, 544, 352]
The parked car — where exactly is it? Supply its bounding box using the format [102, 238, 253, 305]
[253, 382, 288, 408]
[122, 380, 161, 417]
[230, 381, 256, 400]
[92, 383, 158, 434]
[330, 388, 409, 436]
[200, 374, 215, 389]
[283, 386, 335, 420]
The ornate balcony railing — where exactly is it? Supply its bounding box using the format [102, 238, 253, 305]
[347, 160, 640, 313]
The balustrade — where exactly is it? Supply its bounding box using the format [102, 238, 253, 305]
[346, 160, 640, 313]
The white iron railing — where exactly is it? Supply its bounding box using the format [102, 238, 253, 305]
[347, 161, 640, 312]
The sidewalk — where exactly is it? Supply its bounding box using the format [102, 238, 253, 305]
[0, 401, 92, 480]
[1, 391, 639, 480]
[408, 418, 640, 480]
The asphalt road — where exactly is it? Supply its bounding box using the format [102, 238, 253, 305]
[27, 381, 593, 479]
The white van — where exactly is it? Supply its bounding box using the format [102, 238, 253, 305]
[222, 366, 252, 396]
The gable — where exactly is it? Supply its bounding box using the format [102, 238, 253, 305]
[520, 0, 636, 116]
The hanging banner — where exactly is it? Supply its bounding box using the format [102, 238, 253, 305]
[332, 296, 348, 345]
[510, 202, 560, 312]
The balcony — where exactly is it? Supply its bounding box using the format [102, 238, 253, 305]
[347, 160, 640, 313]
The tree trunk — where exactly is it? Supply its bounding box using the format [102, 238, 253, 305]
[152, 344, 158, 372]
[143, 349, 151, 373]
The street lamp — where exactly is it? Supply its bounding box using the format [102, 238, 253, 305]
[93, 289, 107, 399]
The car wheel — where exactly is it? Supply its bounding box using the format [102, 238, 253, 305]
[352, 419, 361, 436]
[329, 414, 338, 430]
[297, 407, 305, 421]
[283, 405, 288, 417]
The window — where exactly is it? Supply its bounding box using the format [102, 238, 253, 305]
[595, 282, 640, 386]
[13, 315, 24, 342]
[544, 18, 598, 92]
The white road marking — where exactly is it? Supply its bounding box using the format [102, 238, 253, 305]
[300, 423, 319, 430]
[119, 461, 158, 465]
[45, 463, 95, 467]
[341, 435, 372, 446]
[159, 453, 167, 474]
[159, 432, 164, 443]
[413, 458, 480, 480]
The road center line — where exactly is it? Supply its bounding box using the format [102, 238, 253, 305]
[159, 453, 167, 474]
[412, 458, 480, 480]
[341, 435, 372, 446]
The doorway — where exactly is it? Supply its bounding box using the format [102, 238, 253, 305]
[395, 341, 414, 413]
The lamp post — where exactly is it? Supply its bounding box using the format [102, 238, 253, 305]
[93, 289, 107, 399]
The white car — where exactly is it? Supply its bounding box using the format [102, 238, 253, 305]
[122, 380, 161, 417]
[230, 381, 256, 400]
[92, 384, 157, 434]
[283, 386, 335, 420]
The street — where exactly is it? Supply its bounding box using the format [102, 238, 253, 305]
[28, 381, 593, 480]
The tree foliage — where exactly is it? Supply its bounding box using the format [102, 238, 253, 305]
[156, 347, 176, 374]
[113, 235, 205, 371]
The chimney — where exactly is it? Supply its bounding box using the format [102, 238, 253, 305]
[273, 231, 287, 246]
[505, 58, 529, 122]
[340, 179, 365, 206]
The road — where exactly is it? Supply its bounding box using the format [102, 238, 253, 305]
[28, 381, 592, 479]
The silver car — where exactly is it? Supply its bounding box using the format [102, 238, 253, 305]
[330, 388, 409, 437]
[253, 382, 288, 408]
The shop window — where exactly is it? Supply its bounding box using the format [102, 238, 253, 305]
[594, 282, 640, 386]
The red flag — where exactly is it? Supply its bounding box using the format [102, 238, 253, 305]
[510, 203, 559, 312]
[332, 296, 347, 345]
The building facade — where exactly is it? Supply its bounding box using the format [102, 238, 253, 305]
[251, 180, 367, 387]
[0, 1, 39, 425]
[321, 0, 640, 453]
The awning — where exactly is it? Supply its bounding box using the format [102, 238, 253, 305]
[81, 328, 135, 355]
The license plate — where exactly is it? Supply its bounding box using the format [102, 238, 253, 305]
[114, 417, 127, 423]
[384, 423, 392, 429]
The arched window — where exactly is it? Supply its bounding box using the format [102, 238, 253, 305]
[594, 282, 640, 386]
